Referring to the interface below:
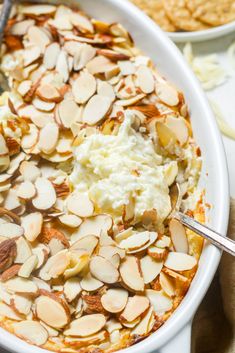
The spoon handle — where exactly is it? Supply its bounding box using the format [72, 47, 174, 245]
[0, 0, 13, 44]
[175, 211, 235, 257]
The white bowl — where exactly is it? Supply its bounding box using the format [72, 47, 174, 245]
[0, 1, 230, 353]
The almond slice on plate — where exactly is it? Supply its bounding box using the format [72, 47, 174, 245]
[38, 122, 59, 154]
[18, 254, 38, 278]
[67, 192, 94, 218]
[101, 288, 128, 313]
[164, 252, 197, 271]
[90, 256, 119, 284]
[32, 177, 56, 210]
[140, 255, 163, 284]
[146, 289, 173, 316]
[5, 277, 38, 295]
[82, 94, 111, 125]
[120, 256, 144, 292]
[136, 65, 155, 94]
[70, 235, 98, 255]
[64, 277, 81, 302]
[13, 320, 48, 346]
[118, 231, 150, 251]
[169, 218, 188, 254]
[80, 272, 103, 292]
[155, 82, 179, 106]
[36, 84, 62, 102]
[17, 181, 36, 200]
[71, 214, 112, 242]
[43, 42, 60, 70]
[72, 71, 96, 104]
[39, 250, 70, 281]
[21, 212, 43, 242]
[57, 99, 81, 128]
[0, 223, 24, 238]
[64, 313, 106, 337]
[36, 293, 70, 328]
[159, 272, 175, 297]
[59, 214, 82, 228]
[120, 295, 149, 322]
[165, 117, 189, 146]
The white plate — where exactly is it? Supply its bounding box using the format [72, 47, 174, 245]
[168, 20, 235, 43]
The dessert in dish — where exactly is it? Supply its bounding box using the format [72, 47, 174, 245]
[0, 3, 204, 352]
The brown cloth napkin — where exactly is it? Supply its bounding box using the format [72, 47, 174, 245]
[192, 199, 235, 353]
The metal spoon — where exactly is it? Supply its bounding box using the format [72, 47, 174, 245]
[0, 0, 13, 92]
[169, 183, 235, 257]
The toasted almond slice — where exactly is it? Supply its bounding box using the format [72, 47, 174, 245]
[164, 252, 197, 271]
[17, 80, 32, 97]
[70, 12, 94, 33]
[120, 256, 144, 292]
[72, 72, 96, 104]
[28, 26, 51, 53]
[15, 237, 32, 264]
[121, 295, 149, 322]
[32, 177, 56, 210]
[67, 192, 94, 218]
[128, 231, 158, 254]
[156, 235, 171, 249]
[71, 214, 113, 242]
[38, 122, 59, 155]
[0, 222, 23, 238]
[18, 254, 38, 278]
[136, 65, 155, 94]
[119, 232, 150, 251]
[56, 50, 69, 83]
[90, 256, 119, 284]
[115, 93, 145, 106]
[0, 302, 23, 320]
[156, 121, 177, 148]
[36, 293, 70, 328]
[71, 235, 98, 255]
[162, 267, 189, 283]
[101, 288, 128, 313]
[131, 306, 154, 336]
[43, 42, 60, 70]
[5, 277, 38, 295]
[64, 278, 81, 302]
[39, 250, 69, 281]
[82, 94, 111, 125]
[159, 272, 175, 297]
[165, 117, 189, 146]
[23, 45, 41, 67]
[33, 97, 55, 112]
[155, 82, 179, 106]
[11, 294, 32, 315]
[10, 19, 35, 35]
[16, 181, 36, 200]
[64, 314, 106, 337]
[20, 4, 56, 15]
[13, 320, 48, 346]
[148, 246, 168, 261]
[36, 83, 61, 103]
[169, 218, 188, 254]
[140, 255, 163, 284]
[80, 272, 103, 292]
[57, 99, 81, 128]
[146, 289, 173, 316]
[86, 55, 111, 75]
[64, 330, 107, 345]
[73, 43, 96, 71]
[19, 161, 41, 182]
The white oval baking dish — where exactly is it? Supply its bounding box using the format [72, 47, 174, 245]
[0, 1, 230, 353]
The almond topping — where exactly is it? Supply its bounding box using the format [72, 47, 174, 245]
[13, 320, 48, 346]
[140, 255, 163, 284]
[20, 4, 56, 15]
[120, 256, 144, 292]
[32, 177, 56, 210]
[17, 181, 36, 200]
[0, 223, 24, 238]
[28, 26, 51, 53]
[57, 99, 81, 128]
[101, 288, 128, 313]
[71, 235, 98, 255]
[119, 231, 150, 251]
[165, 117, 189, 146]
[67, 192, 94, 218]
[120, 295, 149, 322]
[64, 278, 81, 302]
[82, 95, 111, 125]
[36, 84, 62, 102]
[164, 252, 197, 271]
[159, 272, 175, 297]
[5, 277, 38, 295]
[39, 250, 69, 281]
[38, 122, 59, 154]
[1, 264, 21, 282]
[155, 82, 179, 106]
[64, 314, 106, 337]
[169, 218, 188, 253]
[72, 71, 96, 104]
[80, 272, 103, 292]
[43, 42, 61, 70]
[59, 214, 82, 228]
[136, 65, 155, 94]
[146, 289, 173, 316]
[90, 256, 119, 284]
[18, 254, 38, 278]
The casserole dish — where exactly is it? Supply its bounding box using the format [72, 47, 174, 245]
[0, 0, 230, 353]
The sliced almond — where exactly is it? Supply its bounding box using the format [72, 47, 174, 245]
[156, 121, 177, 148]
[146, 289, 173, 316]
[21, 212, 42, 242]
[80, 272, 103, 292]
[64, 314, 106, 337]
[169, 218, 188, 254]
[17, 181, 36, 200]
[165, 117, 189, 146]
[98, 245, 125, 261]
[82, 95, 111, 125]
[56, 50, 69, 83]
[23, 45, 41, 67]
[131, 307, 154, 336]
[0, 302, 23, 321]
[0, 238, 16, 272]
[97, 80, 115, 101]
[115, 94, 145, 107]
[0, 222, 24, 238]
[19, 161, 41, 182]
[32, 245, 49, 270]
[148, 246, 168, 261]
[159, 272, 175, 297]
[119, 231, 150, 251]
[36, 293, 70, 328]
[140, 255, 163, 284]
[64, 278, 81, 302]
[101, 288, 128, 313]
[15, 237, 32, 264]
[10, 19, 35, 36]
[1, 264, 21, 282]
[155, 82, 179, 106]
[43, 42, 61, 70]
[72, 71, 96, 104]
[39, 250, 69, 281]
[28, 26, 51, 53]
[0, 134, 8, 156]
[164, 252, 197, 271]
[38, 122, 59, 154]
[59, 214, 82, 228]
[72, 43, 96, 71]
[120, 256, 144, 292]
[36, 83, 61, 102]
[136, 65, 155, 94]
[4, 189, 21, 210]
[20, 4, 56, 15]
[120, 295, 149, 322]
[32, 177, 56, 210]
[70, 12, 94, 33]
[71, 214, 112, 242]
[67, 192, 94, 218]
[64, 249, 89, 279]
[7, 152, 26, 175]
[90, 256, 119, 284]
[13, 320, 48, 346]
[33, 97, 55, 112]
[57, 99, 81, 128]
[17, 80, 32, 97]
[128, 231, 158, 254]
[11, 294, 32, 315]
[71, 235, 98, 255]
[18, 254, 38, 278]
[5, 277, 38, 295]
[162, 267, 189, 283]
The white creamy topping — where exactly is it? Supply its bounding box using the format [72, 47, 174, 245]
[70, 112, 173, 223]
